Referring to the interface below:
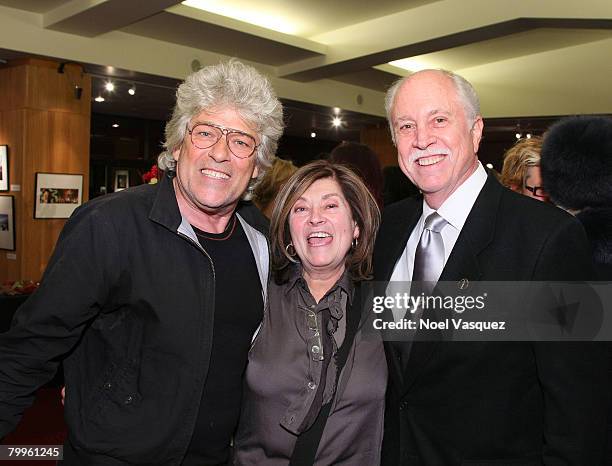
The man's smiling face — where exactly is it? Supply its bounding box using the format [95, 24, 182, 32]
[173, 106, 259, 217]
[391, 71, 483, 209]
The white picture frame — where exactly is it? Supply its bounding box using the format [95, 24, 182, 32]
[114, 169, 130, 192]
[0, 146, 8, 192]
[34, 172, 83, 219]
[0, 195, 15, 250]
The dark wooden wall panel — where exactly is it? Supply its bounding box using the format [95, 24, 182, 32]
[360, 124, 398, 167]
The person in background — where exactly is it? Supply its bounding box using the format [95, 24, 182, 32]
[330, 141, 385, 209]
[234, 160, 385, 465]
[253, 156, 297, 219]
[540, 115, 612, 279]
[0, 59, 283, 465]
[500, 136, 549, 202]
[540, 116, 612, 465]
[375, 68, 607, 465]
[382, 165, 419, 206]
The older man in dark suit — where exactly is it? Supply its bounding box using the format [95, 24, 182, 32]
[374, 69, 607, 465]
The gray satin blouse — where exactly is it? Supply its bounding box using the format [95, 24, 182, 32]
[233, 266, 387, 465]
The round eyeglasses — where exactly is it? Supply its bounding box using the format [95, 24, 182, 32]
[187, 123, 258, 159]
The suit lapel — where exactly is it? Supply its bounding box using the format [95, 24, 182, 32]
[400, 175, 502, 394]
[375, 197, 422, 388]
[374, 197, 422, 282]
[439, 174, 501, 282]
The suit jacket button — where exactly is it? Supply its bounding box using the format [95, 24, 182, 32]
[399, 401, 409, 411]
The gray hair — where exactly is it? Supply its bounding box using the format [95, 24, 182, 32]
[159, 59, 284, 198]
[384, 69, 480, 145]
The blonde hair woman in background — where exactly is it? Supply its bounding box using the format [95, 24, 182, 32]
[253, 157, 297, 218]
[500, 136, 549, 202]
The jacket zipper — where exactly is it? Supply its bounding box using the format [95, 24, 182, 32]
[177, 232, 216, 283]
[175, 231, 216, 465]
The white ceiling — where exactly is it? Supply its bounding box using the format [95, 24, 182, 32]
[0, 0, 610, 118]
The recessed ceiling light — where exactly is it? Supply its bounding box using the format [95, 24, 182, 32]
[526, 133, 532, 139]
[94, 96, 105, 102]
[333, 107, 341, 115]
[486, 163, 493, 169]
[515, 133, 522, 139]
[128, 86, 136, 96]
[112, 123, 119, 128]
[105, 81, 114, 92]
[332, 117, 342, 128]
[310, 132, 316, 138]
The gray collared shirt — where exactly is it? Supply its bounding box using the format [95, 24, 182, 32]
[233, 266, 387, 465]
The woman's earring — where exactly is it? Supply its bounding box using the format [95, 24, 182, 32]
[351, 238, 358, 249]
[285, 243, 298, 263]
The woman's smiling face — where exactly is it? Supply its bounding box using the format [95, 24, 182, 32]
[289, 177, 359, 280]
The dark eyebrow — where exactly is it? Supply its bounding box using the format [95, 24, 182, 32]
[294, 193, 341, 203]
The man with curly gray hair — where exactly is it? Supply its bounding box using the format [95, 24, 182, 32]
[160, 58, 283, 199]
[0, 60, 284, 465]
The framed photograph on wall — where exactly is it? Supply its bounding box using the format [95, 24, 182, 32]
[0, 195, 15, 250]
[114, 169, 130, 192]
[34, 172, 83, 219]
[0, 145, 8, 191]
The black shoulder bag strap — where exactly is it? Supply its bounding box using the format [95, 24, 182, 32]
[289, 284, 362, 466]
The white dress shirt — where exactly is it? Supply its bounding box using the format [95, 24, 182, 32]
[388, 163, 488, 321]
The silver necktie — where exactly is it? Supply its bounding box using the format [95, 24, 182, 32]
[412, 212, 448, 293]
[394, 212, 449, 371]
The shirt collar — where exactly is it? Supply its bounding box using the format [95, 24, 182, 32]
[422, 161, 488, 230]
[284, 264, 354, 304]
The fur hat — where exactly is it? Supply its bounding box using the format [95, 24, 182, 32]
[577, 207, 612, 272]
[540, 116, 612, 209]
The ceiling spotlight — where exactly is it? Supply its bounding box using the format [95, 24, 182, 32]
[105, 81, 115, 92]
[515, 132, 522, 139]
[128, 85, 136, 96]
[332, 117, 342, 128]
[486, 163, 493, 169]
[94, 96, 105, 102]
[112, 123, 119, 128]
[310, 132, 316, 138]
[526, 133, 532, 139]
[333, 107, 341, 115]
